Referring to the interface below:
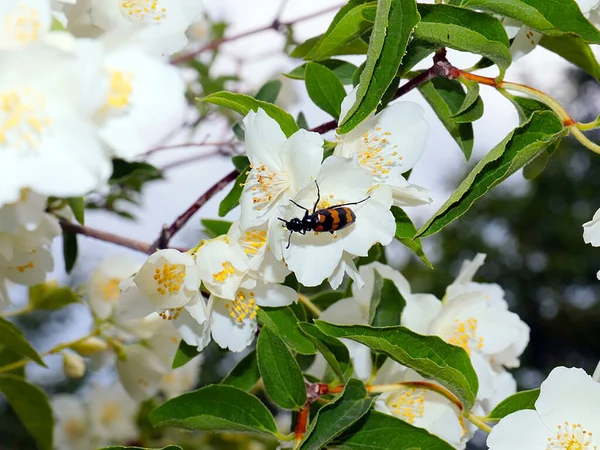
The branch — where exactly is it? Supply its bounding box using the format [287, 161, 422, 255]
[60, 220, 153, 254]
[171, 4, 342, 65]
[144, 141, 236, 156]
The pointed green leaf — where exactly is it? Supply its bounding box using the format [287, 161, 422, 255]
[315, 321, 478, 409]
[0, 346, 25, 377]
[455, 76, 480, 117]
[298, 322, 353, 383]
[231, 155, 250, 172]
[299, 379, 374, 450]
[339, 0, 420, 133]
[310, 291, 348, 310]
[257, 326, 307, 410]
[414, 4, 511, 77]
[333, 410, 455, 449]
[202, 92, 299, 137]
[369, 273, 405, 327]
[258, 306, 316, 355]
[452, 95, 484, 124]
[67, 197, 85, 225]
[201, 219, 233, 238]
[391, 206, 433, 269]
[0, 374, 53, 450]
[29, 285, 80, 311]
[62, 230, 78, 274]
[522, 150, 550, 180]
[149, 385, 278, 435]
[488, 388, 540, 420]
[286, 59, 358, 85]
[398, 39, 439, 77]
[305, 62, 347, 119]
[218, 169, 247, 218]
[540, 34, 600, 81]
[171, 340, 199, 369]
[222, 350, 260, 391]
[0, 318, 46, 367]
[417, 110, 567, 238]
[255, 80, 282, 103]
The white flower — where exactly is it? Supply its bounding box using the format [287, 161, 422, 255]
[0, 46, 111, 206]
[87, 384, 138, 442]
[87, 254, 139, 320]
[52, 394, 99, 450]
[583, 207, 600, 247]
[0, 190, 48, 233]
[116, 343, 168, 401]
[160, 355, 202, 398]
[239, 108, 324, 230]
[271, 156, 395, 288]
[88, 0, 204, 55]
[483, 366, 517, 413]
[487, 367, 600, 450]
[209, 279, 298, 352]
[335, 88, 431, 207]
[0, 0, 52, 49]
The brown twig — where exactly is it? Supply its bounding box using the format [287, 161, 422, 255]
[144, 141, 236, 156]
[60, 220, 153, 254]
[171, 4, 342, 65]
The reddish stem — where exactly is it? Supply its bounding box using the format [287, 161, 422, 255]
[294, 402, 311, 444]
[60, 220, 153, 254]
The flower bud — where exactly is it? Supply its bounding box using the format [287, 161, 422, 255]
[63, 352, 85, 379]
[70, 336, 109, 357]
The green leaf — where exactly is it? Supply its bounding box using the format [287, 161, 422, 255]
[255, 80, 282, 103]
[540, 34, 600, 81]
[522, 150, 549, 180]
[99, 446, 182, 450]
[418, 77, 474, 159]
[298, 323, 353, 383]
[67, 197, 85, 225]
[0, 346, 25, 377]
[257, 326, 307, 410]
[333, 410, 455, 449]
[508, 95, 550, 123]
[286, 59, 358, 85]
[417, 110, 567, 238]
[218, 169, 247, 218]
[457, 0, 600, 44]
[398, 39, 439, 77]
[310, 291, 348, 311]
[299, 379, 373, 450]
[201, 219, 233, 238]
[339, 0, 420, 133]
[171, 340, 199, 369]
[202, 92, 299, 137]
[222, 350, 260, 391]
[305, 62, 347, 119]
[391, 207, 433, 269]
[29, 285, 80, 311]
[62, 230, 78, 274]
[0, 318, 46, 367]
[356, 243, 387, 267]
[0, 374, 53, 450]
[257, 306, 316, 355]
[488, 388, 540, 420]
[110, 159, 163, 185]
[315, 321, 478, 409]
[453, 95, 484, 124]
[149, 385, 278, 435]
[231, 155, 250, 172]
[414, 4, 511, 77]
[369, 273, 405, 327]
[455, 76, 480, 117]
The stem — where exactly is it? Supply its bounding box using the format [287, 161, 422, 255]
[171, 4, 342, 65]
[298, 293, 322, 317]
[569, 125, 600, 155]
[145, 141, 236, 156]
[293, 402, 311, 447]
[465, 412, 493, 434]
[366, 381, 463, 411]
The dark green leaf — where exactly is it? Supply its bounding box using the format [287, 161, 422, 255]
[297, 112, 309, 130]
[540, 34, 600, 81]
[202, 92, 299, 137]
[452, 95, 484, 124]
[0, 318, 45, 367]
[398, 39, 439, 76]
[232, 155, 250, 172]
[110, 159, 163, 185]
[67, 197, 85, 225]
[149, 385, 278, 435]
[488, 388, 540, 420]
[29, 285, 80, 311]
[414, 4, 511, 76]
[298, 323, 353, 383]
[508, 95, 550, 123]
[310, 291, 348, 311]
[305, 62, 347, 119]
[99, 446, 182, 450]
[0, 374, 53, 450]
[286, 59, 358, 85]
[523, 150, 550, 179]
[171, 340, 199, 369]
[418, 77, 474, 159]
[356, 243, 387, 267]
[339, 0, 420, 133]
[257, 326, 307, 410]
[201, 219, 233, 238]
[417, 110, 567, 238]
[369, 273, 405, 327]
[315, 321, 478, 409]
[0, 346, 25, 377]
[255, 80, 282, 103]
[299, 379, 373, 450]
[334, 410, 455, 449]
[218, 169, 247, 217]
[258, 306, 316, 355]
[391, 206, 432, 268]
[62, 230, 78, 274]
[455, 76, 480, 117]
[222, 350, 260, 391]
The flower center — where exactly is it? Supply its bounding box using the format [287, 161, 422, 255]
[153, 263, 185, 295]
[64, 417, 87, 438]
[102, 70, 133, 113]
[225, 289, 257, 323]
[14, 260, 34, 272]
[357, 127, 402, 179]
[119, 0, 167, 23]
[159, 307, 183, 321]
[447, 318, 483, 355]
[212, 261, 235, 283]
[547, 422, 597, 449]
[4, 5, 43, 45]
[245, 163, 289, 211]
[385, 388, 425, 424]
[100, 401, 120, 426]
[239, 229, 267, 256]
[0, 88, 52, 152]
[101, 278, 121, 302]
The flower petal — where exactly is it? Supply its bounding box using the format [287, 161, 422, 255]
[210, 298, 257, 352]
[487, 409, 550, 450]
[583, 208, 600, 246]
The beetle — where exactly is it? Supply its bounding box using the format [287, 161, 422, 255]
[278, 180, 369, 249]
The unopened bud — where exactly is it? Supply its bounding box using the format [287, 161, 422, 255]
[71, 336, 108, 357]
[63, 352, 85, 379]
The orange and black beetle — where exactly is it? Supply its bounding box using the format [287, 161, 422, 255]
[278, 181, 369, 249]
